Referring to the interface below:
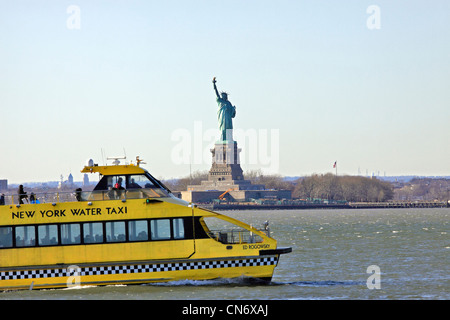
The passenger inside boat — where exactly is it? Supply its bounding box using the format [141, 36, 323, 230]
[128, 178, 141, 189]
[93, 174, 156, 191]
[75, 173, 171, 201]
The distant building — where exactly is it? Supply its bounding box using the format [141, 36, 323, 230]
[58, 173, 75, 189]
[0, 179, 7, 190]
[83, 174, 89, 187]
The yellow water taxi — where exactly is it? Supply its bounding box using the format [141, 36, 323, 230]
[0, 158, 291, 290]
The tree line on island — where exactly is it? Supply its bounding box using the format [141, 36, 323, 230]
[164, 170, 449, 202]
[163, 170, 395, 202]
[164, 170, 450, 202]
[292, 173, 393, 202]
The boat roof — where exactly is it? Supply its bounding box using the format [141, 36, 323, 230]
[81, 164, 147, 176]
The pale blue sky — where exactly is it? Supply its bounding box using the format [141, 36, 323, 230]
[1, 0, 449, 183]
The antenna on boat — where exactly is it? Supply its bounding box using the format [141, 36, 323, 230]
[101, 148, 106, 166]
[105, 148, 127, 165]
[107, 156, 126, 165]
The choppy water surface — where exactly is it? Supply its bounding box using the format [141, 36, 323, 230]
[1, 208, 449, 300]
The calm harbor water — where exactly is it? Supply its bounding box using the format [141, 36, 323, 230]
[1, 208, 449, 300]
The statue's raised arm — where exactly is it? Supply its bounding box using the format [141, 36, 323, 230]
[212, 77, 220, 99]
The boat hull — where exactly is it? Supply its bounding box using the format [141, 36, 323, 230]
[0, 255, 279, 290]
[0, 192, 290, 291]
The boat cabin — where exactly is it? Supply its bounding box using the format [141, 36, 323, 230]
[78, 163, 172, 201]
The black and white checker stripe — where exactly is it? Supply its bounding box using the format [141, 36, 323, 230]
[0, 256, 277, 281]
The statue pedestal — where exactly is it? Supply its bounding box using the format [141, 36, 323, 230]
[186, 141, 264, 192]
[209, 141, 243, 182]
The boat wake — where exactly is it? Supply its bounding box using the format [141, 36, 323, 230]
[145, 276, 271, 287]
[145, 278, 364, 287]
[272, 280, 364, 287]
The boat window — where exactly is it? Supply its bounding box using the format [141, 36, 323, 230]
[61, 224, 81, 245]
[38, 225, 59, 246]
[83, 222, 104, 244]
[0, 216, 213, 250]
[128, 175, 155, 189]
[106, 221, 126, 242]
[108, 176, 126, 190]
[0, 227, 13, 248]
[108, 176, 126, 199]
[128, 220, 149, 241]
[202, 217, 263, 244]
[173, 218, 185, 239]
[15, 226, 36, 247]
[151, 219, 171, 240]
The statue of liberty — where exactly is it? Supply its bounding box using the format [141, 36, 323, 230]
[213, 77, 236, 142]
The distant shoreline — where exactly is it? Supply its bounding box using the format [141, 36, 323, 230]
[200, 201, 449, 211]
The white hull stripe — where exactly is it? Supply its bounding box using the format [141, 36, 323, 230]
[0, 256, 277, 281]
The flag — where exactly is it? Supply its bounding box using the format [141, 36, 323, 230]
[333, 161, 337, 168]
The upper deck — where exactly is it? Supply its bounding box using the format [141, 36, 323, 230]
[0, 161, 174, 207]
[81, 163, 146, 175]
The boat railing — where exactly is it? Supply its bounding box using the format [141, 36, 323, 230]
[0, 188, 167, 206]
[208, 228, 269, 244]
